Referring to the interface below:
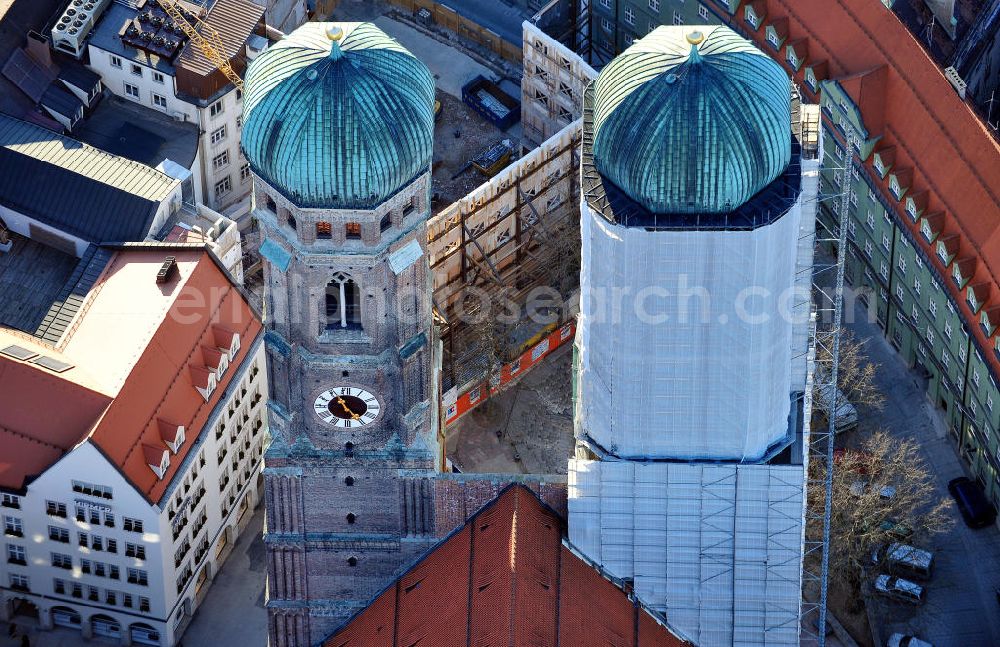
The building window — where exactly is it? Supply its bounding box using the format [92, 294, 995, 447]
[648, 0, 659, 11]
[326, 273, 362, 330]
[139, 597, 150, 612]
[127, 568, 149, 586]
[51, 552, 71, 569]
[122, 518, 143, 533]
[316, 221, 332, 240]
[913, 277, 921, 295]
[153, 71, 164, 84]
[601, 18, 613, 33]
[110, 55, 122, 69]
[745, 6, 758, 28]
[879, 261, 888, 280]
[45, 501, 66, 517]
[787, 49, 798, 68]
[882, 233, 890, 251]
[942, 349, 950, 368]
[767, 30, 780, 47]
[3, 516, 22, 537]
[601, 0, 611, 7]
[48, 526, 69, 543]
[866, 210, 875, 229]
[212, 151, 230, 170]
[210, 99, 224, 117]
[124, 83, 139, 99]
[345, 222, 361, 240]
[926, 328, 934, 347]
[214, 176, 232, 199]
[210, 126, 227, 144]
[151, 93, 167, 109]
[672, 11, 683, 25]
[974, 370, 982, 388]
[624, 5, 635, 24]
[928, 299, 937, 320]
[1, 494, 19, 509]
[125, 542, 146, 560]
[699, 5, 709, 20]
[9, 574, 28, 591]
[8, 544, 26, 564]
[379, 213, 392, 233]
[897, 256, 907, 275]
[896, 284, 904, 301]
[240, 163, 251, 182]
[130, 63, 142, 77]
[864, 241, 873, 258]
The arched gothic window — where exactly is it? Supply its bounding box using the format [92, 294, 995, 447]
[325, 272, 361, 330]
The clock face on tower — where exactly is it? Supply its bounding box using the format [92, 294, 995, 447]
[314, 387, 382, 428]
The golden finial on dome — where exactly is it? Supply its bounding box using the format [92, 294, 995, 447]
[686, 30, 704, 45]
[326, 25, 344, 41]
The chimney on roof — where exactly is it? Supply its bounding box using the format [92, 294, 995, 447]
[156, 256, 177, 283]
[25, 31, 53, 69]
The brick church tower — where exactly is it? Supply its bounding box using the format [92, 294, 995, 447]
[240, 22, 441, 646]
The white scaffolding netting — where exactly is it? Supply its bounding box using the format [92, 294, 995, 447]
[577, 201, 804, 461]
[568, 459, 805, 646]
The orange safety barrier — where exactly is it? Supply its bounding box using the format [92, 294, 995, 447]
[443, 321, 575, 427]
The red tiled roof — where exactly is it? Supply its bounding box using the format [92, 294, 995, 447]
[0, 356, 111, 491]
[0, 247, 261, 502]
[87, 250, 262, 504]
[723, 0, 1000, 379]
[325, 485, 690, 647]
[432, 477, 567, 537]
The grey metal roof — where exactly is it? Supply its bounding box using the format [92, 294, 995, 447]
[40, 83, 82, 119]
[57, 62, 101, 93]
[72, 95, 199, 170]
[0, 113, 178, 243]
[34, 245, 114, 345]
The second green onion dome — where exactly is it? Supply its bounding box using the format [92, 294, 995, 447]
[592, 26, 791, 215]
[241, 22, 435, 210]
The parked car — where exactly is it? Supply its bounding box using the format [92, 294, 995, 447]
[886, 633, 933, 647]
[871, 542, 934, 580]
[874, 574, 925, 605]
[948, 477, 997, 528]
[816, 381, 858, 433]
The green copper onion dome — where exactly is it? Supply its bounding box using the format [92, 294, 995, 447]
[592, 26, 791, 215]
[242, 22, 435, 210]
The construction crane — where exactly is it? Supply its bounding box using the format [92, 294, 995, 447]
[157, 0, 244, 90]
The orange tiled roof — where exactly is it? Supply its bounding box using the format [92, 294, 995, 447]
[85, 249, 262, 504]
[727, 0, 1000, 371]
[0, 246, 262, 502]
[325, 485, 690, 647]
[0, 351, 111, 491]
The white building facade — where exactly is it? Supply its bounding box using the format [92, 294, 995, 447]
[0, 340, 267, 646]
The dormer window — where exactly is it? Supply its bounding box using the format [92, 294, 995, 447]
[787, 49, 798, 69]
[190, 366, 217, 401]
[158, 420, 185, 454]
[202, 346, 229, 379]
[805, 67, 817, 89]
[144, 445, 170, 479]
[889, 175, 901, 198]
[937, 242, 950, 264]
[212, 326, 240, 361]
[920, 218, 932, 242]
[874, 156, 884, 176]
[906, 198, 917, 220]
[981, 310, 993, 336]
[767, 30, 779, 47]
[952, 262, 963, 285]
[745, 6, 759, 28]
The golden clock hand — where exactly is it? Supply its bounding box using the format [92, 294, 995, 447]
[337, 396, 362, 420]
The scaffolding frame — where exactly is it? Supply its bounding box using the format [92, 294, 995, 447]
[800, 125, 854, 646]
[427, 127, 582, 392]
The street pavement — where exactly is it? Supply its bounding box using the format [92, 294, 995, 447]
[845, 300, 1000, 647]
[440, 0, 533, 46]
[182, 508, 267, 647]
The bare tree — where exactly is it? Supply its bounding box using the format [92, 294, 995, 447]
[807, 429, 953, 598]
[814, 328, 885, 426]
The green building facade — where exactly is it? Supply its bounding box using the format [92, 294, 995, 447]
[585, 0, 1000, 506]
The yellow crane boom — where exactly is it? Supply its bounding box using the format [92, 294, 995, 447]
[158, 0, 244, 90]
